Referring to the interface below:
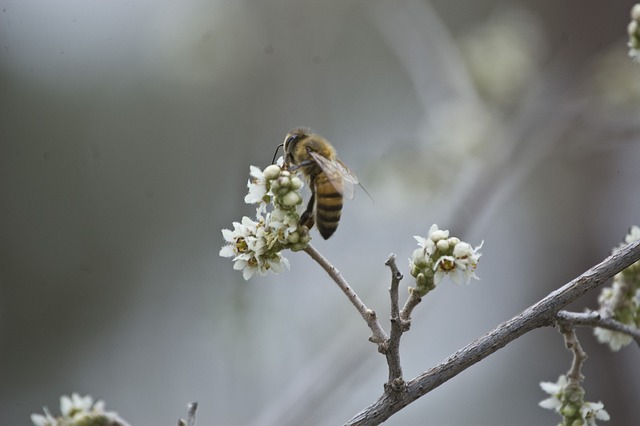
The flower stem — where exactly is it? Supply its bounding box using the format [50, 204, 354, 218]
[303, 244, 388, 344]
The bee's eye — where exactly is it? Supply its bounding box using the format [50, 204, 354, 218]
[284, 135, 298, 150]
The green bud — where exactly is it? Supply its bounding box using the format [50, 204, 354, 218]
[412, 249, 428, 267]
[281, 191, 302, 206]
[291, 176, 303, 190]
[263, 165, 281, 181]
[410, 265, 419, 277]
[560, 402, 578, 417]
[288, 231, 300, 244]
[416, 272, 428, 287]
[279, 176, 291, 188]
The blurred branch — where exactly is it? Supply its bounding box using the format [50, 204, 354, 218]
[367, 0, 480, 108]
[303, 244, 388, 345]
[177, 402, 197, 426]
[346, 239, 640, 425]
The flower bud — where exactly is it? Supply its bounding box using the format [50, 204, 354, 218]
[416, 272, 428, 287]
[263, 165, 281, 181]
[281, 191, 302, 206]
[633, 4, 640, 21]
[279, 176, 291, 188]
[453, 242, 472, 258]
[412, 249, 428, 267]
[288, 231, 300, 244]
[291, 176, 303, 190]
[436, 239, 449, 252]
[430, 230, 448, 242]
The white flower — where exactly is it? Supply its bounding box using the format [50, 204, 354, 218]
[433, 255, 455, 286]
[594, 327, 633, 351]
[414, 235, 436, 258]
[613, 225, 640, 255]
[221, 163, 311, 280]
[593, 226, 640, 351]
[60, 393, 93, 418]
[220, 216, 259, 259]
[451, 240, 483, 284]
[220, 211, 299, 280]
[624, 225, 640, 244]
[409, 225, 482, 292]
[539, 376, 610, 425]
[30, 409, 56, 426]
[244, 165, 269, 204]
[539, 375, 568, 412]
[31, 394, 131, 426]
[581, 401, 610, 425]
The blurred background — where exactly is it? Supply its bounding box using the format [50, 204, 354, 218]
[2, 0, 639, 424]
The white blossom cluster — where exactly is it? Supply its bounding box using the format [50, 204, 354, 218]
[408, 224, 483, 296]
[628, 4, 640, 62]
[539, 375, 610, 426]
[593, 225, 640, 351]
[220, 163, 310, 280]
[31, 393, 130, 426]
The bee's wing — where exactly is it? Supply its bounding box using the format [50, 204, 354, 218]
[309, 151, 358, 200]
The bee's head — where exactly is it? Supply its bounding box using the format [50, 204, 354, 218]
[282, 127, 312, 164]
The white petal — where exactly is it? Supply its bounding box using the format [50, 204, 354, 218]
[249, 165, 264, 179]
[539, 397, 561, 411]
[219, 245, 235, 258]
[242, 269, 253, 280]
[60, 395, 73, 416]
[30, 413, 52, 426]
[540, 380, 561, 394]
[221, 228, 235, 242]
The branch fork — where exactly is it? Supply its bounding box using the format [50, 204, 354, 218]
[302, 239, 640, 425]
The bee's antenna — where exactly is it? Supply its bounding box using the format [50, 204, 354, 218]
[358, 182, 375, 204]
[272, 143, 283, 164]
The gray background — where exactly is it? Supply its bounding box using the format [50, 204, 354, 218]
[2, 0, 639, 425]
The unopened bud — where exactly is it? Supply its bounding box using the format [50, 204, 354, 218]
[263, 165, 281, 181]
[281, 191, 302, 206]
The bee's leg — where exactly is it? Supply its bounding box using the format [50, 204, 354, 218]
[300, 191, 316, 229]
[287, 159, 315, 172]
[300, 179, 316, 230]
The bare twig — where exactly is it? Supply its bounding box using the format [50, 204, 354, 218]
[303, 244, 388, 344]
[346, 239, 640, 426]
[560, 326, 587, 383]
[400, 290, 423, 322]
[556, 310, 640, 346]
[386, 254, 403, 325]
[384, 254, 407, 391]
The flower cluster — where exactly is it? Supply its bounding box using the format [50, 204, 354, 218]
[539, 375, 610, 426]
[628, 4, 640, 62]
[31, 393, 130, 426]
[220, 163, 310, 280]
[593, 225, 640, 351]
[408, 224, 483, 296]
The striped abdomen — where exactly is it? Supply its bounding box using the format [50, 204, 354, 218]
[314, 172, 343, 239]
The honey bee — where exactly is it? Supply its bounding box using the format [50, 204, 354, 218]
[277, 127, 359, 239]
